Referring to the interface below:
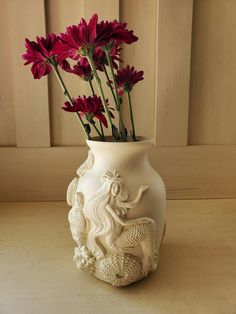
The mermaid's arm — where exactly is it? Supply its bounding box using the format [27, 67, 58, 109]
[106, 204, 153, 226]
[117, 185, 148, 209]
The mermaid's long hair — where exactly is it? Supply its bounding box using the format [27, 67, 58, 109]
[83, 171, 129, 257]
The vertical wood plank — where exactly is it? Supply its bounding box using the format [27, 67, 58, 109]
[0, 0, 16, 147]
[83, 0, 120, 139]
[8, 0, 51, 148]
[189, 0, 236, 145]
[120, 0, 157, 140]
[47, 0, 119, 146]
[46, 0, 86, 146]
[84, 0, 119, 20]
[155, 0, 193, 147]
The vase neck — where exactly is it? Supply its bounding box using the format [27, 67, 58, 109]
[86, 139, 153, 169]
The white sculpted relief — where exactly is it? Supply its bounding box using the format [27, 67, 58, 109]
[67, 151, 158, 286]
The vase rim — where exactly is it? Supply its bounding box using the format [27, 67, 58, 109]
[86, 136, 154, 146]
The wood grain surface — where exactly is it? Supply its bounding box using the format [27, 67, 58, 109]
[1, 145, 236, 201]
[0, 0, 236, 200]
[0, 199, 235, 314]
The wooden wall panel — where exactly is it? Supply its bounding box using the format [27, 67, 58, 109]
[83, 0, 120, 139]
[84, 0, 119, 19]
[1, 145, 236, 201]
[7, 0, 51, 148]
[0, 0, 16, 147]
[46, 0, 120, 146]
[189, 0, 236, 145]
[120, 0, 157, 140]
[46, 0, 86, 146]
[0, 0, 236, 201]
[155, 0, 193, 147]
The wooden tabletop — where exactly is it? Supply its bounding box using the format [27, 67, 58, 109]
[0, 199, 235, 314]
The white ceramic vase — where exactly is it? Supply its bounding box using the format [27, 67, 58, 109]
[67, 138, 166, 286]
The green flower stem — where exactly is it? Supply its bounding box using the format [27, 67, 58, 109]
[86, 54, 114, 137]
[127, 91, 136, 141]
[103, 64, 124, 136]
[104, 50, 120, 110]
[104, 49, 126, 141]
[102, 64, 118, 139]
[88, 79, 105, 140]
[88, 79, 95, 95]
[102, 65, 117, 106]
[99, 120, 105, 139]
[92, 121, 105, 141]
[51, 63, 90, 139]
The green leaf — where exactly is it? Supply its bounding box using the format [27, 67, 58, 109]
[112, 124, 120, 141]
[84, 124, 91, 135]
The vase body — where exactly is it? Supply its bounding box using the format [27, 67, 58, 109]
[67, 138, 166, 286]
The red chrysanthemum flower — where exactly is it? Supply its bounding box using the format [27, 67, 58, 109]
[97, 19, 138, 46]
[93, 45, 122, 70]
[99, 45, 122, 70]
[54, 14, 99, 60]
[60, 58, 93, 81]
[110, 45, 123, 68]
[53, 14, 137, 60]
[62, 95, 114, 127]
[115, 65, 144, 93]
[59, 48, 104, 79]
[22, 33, 60, 79]
[60, 45, 122, 79]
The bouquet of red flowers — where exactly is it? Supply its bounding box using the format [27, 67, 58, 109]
[22, 14, 144, 142]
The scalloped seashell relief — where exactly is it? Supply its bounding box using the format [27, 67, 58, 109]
[96, 253, 142, 287]
[67, 150, 159, 286]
